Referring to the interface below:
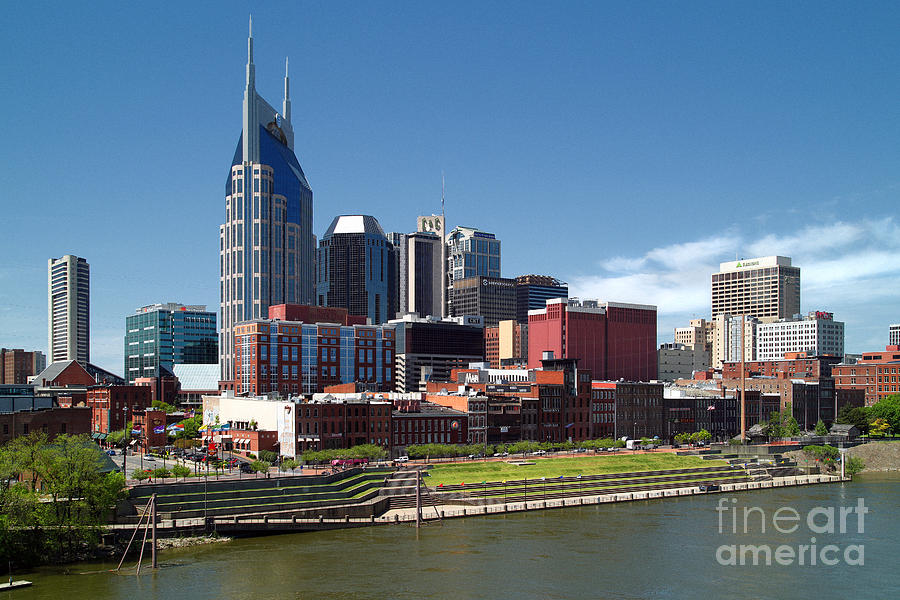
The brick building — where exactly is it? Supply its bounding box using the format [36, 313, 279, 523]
[528, 298, 657, 382]
[392, 402, 468, 454]
[86, 385, 152, 435]
[833, 346, 900, 406]
[233, 319, 395, 395]
[722, 353, 843, 380]
[0, 348, 46, 384]
[0, 406, 91, 445]
[296, 395, 392, 452]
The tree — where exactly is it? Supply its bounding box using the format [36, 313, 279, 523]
[251, 460, 271, 474]
[258, 449, 279, 463]
[869, 418, 892, 437]
[280, 459, 299, 472]
[836, 405, 870, 433]
[868, 394, 900, 435]
[814, 419, 828, 436]
[0, 433, 126, 565]
[846, 455, 865, 476]
[151, 399, 176, 414]
[696, 429, 712, 443]
[172, 464, 191, 479]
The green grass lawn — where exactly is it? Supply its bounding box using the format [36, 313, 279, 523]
[424, 453, 727, 486]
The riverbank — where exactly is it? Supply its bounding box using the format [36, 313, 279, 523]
[380, 472, 845, 523]
[784, 440, 900, 473]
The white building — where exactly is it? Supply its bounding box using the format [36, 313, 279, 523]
[48, 255, 90, 364]
[755, 311, 844, 361]
[891, 324, 900, 346]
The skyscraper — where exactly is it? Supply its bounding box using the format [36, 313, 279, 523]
[125, 303, 218, 383]
[446, 226, 500, 315]
[711, 256, 800, 320]
[219, 20, 315, 380]
[408, 231, 444, 318]
[48, 255, 90, 364]
[515, 275, 568, 324]
[317, 215, 397, 324]
[387, 232, 409, 317]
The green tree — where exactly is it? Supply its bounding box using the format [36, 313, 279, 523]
[846, 455, 865, 476]
[251, 460, 271, 473]
[0, 433, 126, 565]
[868, 394, 900, 434]
[836, 404, 871, 433]
[869, 418, 892, 437]
[151, 399, 176, 414]
[814, 419, 829, 436]
[280, 459, 300, 472]
[171, 464, 191, 478]
[258, 449, 279, 463]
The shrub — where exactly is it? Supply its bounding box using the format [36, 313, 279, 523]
[151, 468, 171, 479]
[133, 469, 151, 481]
[258, 450, 278, 463]
[251, 460, 271, 473]
[846, 455, 865, 476]
[172, 465, 191, 478]
[280, 459, 299, 472]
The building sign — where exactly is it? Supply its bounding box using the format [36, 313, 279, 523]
[482, 278, 513, 288]
[486, 384, 532, 393]
[734, 260, 760, 269]
[418, 215, 444, 234]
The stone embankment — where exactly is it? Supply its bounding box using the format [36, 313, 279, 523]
[784, 441, 900, 473]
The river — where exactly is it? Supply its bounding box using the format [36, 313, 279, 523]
[14, 474, 899, 600]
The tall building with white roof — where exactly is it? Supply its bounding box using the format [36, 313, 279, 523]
[712, 256, 800, 320]
[48, 255, 90, 364]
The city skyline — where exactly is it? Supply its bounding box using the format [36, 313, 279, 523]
[2, 3, 900, 374]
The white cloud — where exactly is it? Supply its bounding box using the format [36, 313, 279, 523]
[568, 217, 900, 352]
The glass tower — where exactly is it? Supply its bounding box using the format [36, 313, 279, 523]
[125, 303, 218, 383]
[317, 215, 397, 325]
[220, 19, 315, 380]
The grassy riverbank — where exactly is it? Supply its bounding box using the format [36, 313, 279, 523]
[424, 453, 725, 486]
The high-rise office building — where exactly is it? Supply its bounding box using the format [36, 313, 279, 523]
[125, 303, 218, 383]
[515, 275, 568, 324]
[48, 255, 90, 364]
[711, 256, 800, 319]
[417, 214, 447, 316]
[0, 349, 46, 385]
[219, 21, 316, 380]
[450, 276, 516, 327]
[408, 231, 444, 318]
[446, 226, 500, 314]
[891, 324, 900, 346]
[387, 232, 409, 317]
[317, 215, 397, 325]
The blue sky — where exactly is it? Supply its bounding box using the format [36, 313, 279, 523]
[2, 1, 899, 374]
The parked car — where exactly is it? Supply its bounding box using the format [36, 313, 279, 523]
[395, 456, 409, 463]
[106, 449, 117, 456]
[239, 463, 253, 474]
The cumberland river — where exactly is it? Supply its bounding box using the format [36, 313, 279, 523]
[16, 474, 900, 600]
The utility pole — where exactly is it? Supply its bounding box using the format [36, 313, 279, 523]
[151, 494, 157, 569]
[415, 470, 422, 528]
[740, 315, 746, 444]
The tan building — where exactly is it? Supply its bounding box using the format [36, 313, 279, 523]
[485, 320, 527, 368]
[712, 256, 800, 320]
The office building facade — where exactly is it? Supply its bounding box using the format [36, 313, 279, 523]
[387, 232, 409, 317]
[528, 298, 658, 382]
[220, 23, 316, 380]
[233, 318, 396, 396]
[48, 255, 90, 364]
[124, 303, 218, 383]
[515, 275, 568, 324]
[450, 276, 516, 327]
[755, 311, 844, 361]
[890, 324, 900, 347]
[316, 215, 397, 325]
[408, 231, 444, 318]
[446, 226, 500, 314]
[390, 314, 485, 391]
[711, 256, 800, 319]
[0, 349, 46, 385]
[417, 214, 447, 316]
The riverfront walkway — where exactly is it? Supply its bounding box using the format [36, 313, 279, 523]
[106, 473, 844, 538]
